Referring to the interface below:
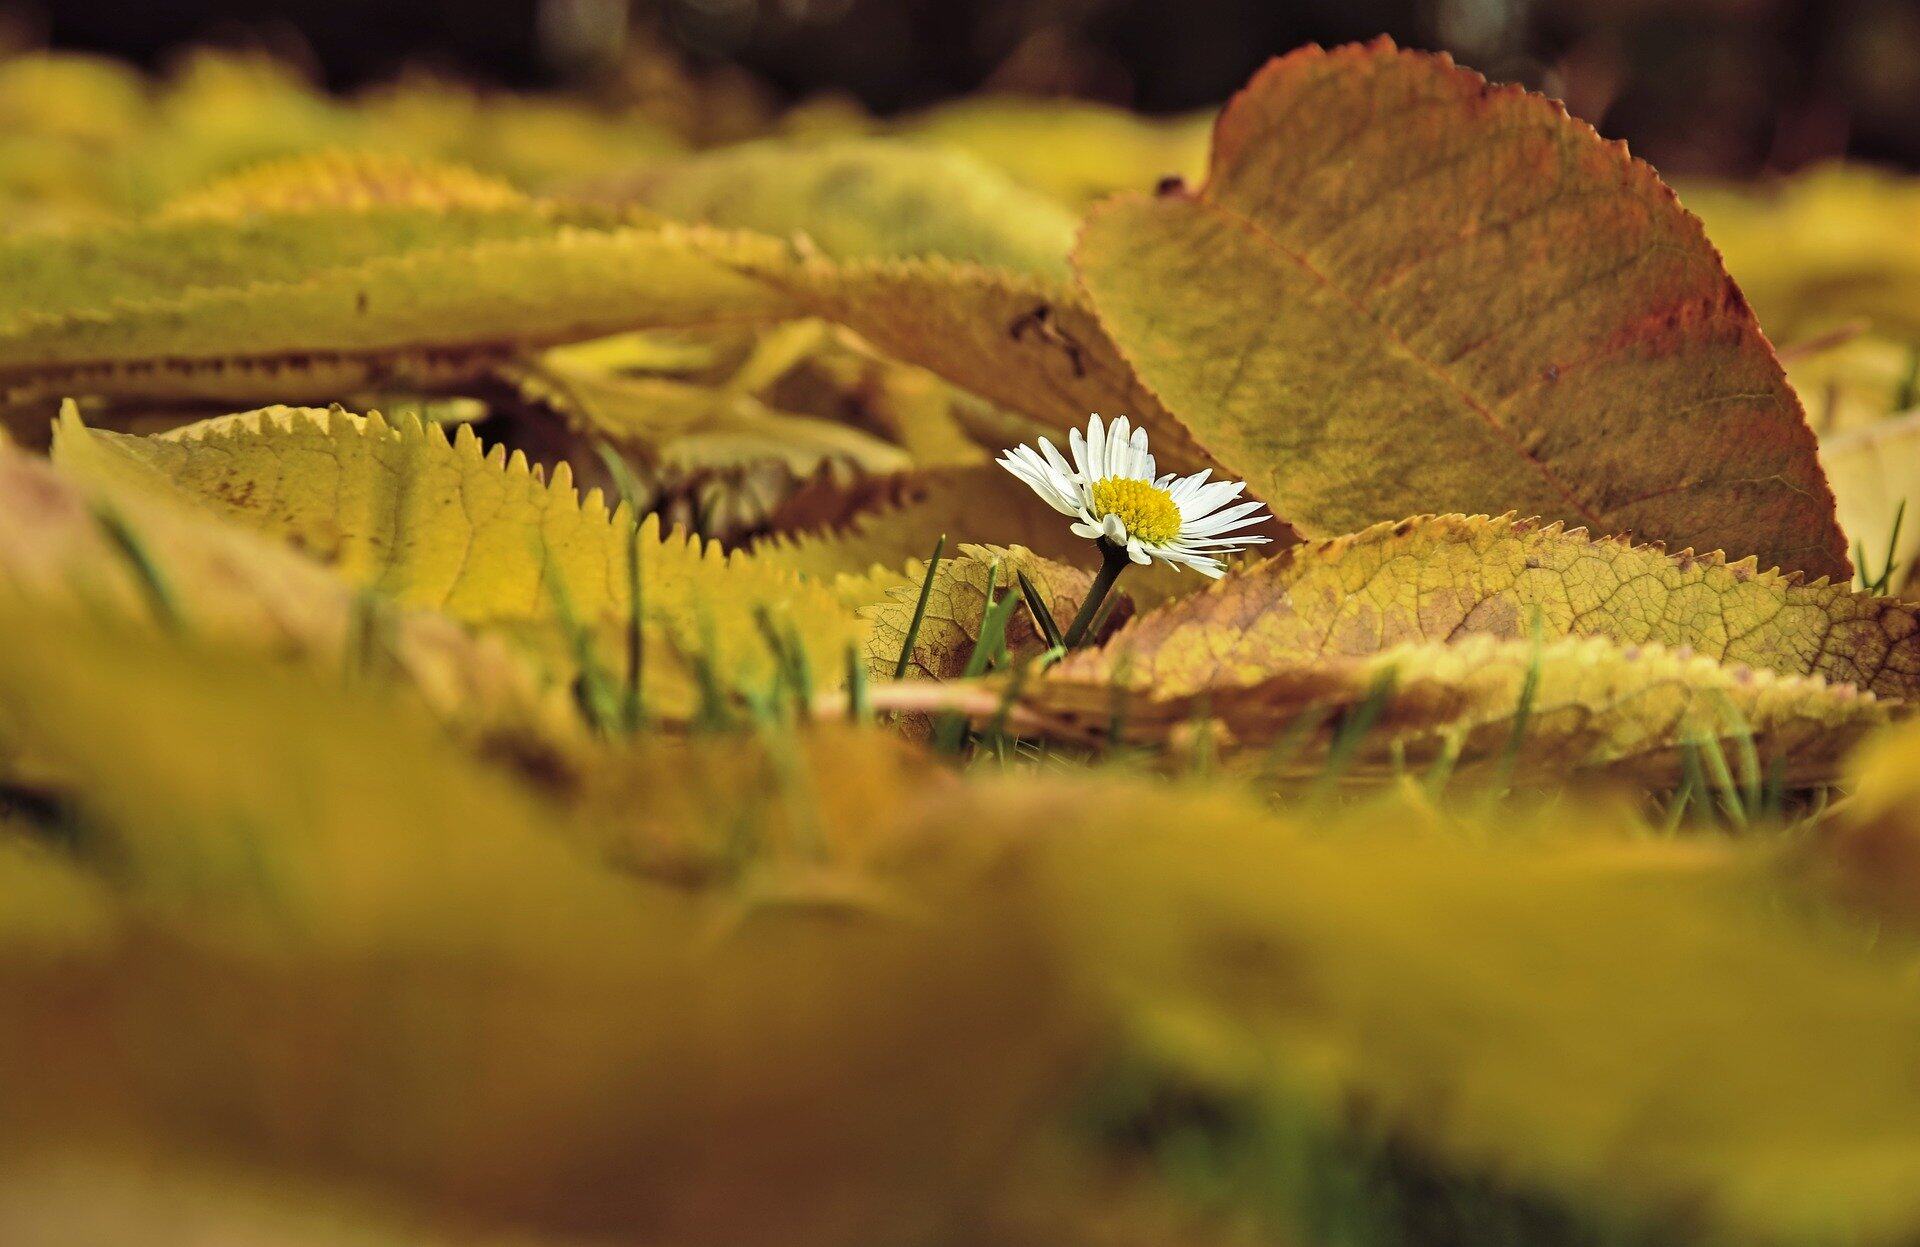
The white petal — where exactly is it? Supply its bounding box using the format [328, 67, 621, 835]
[1121, 423, 1152, 480]
[1126, 539, 1152, 565]
[1101, 513, 1127, 542]
[1107, 416, 1136, 478]
[1068, 425, 1091, 480]
[998, 448, 1082, 516]
[1179, 480, 1248, 521]
[1160, 547, 1227, 577]
[1172, 533, 1272, 552]
[1039, 437, 1078, 484]
[1084, 414, 1108, 483]
[1180, 499, 1271, 535]
[1166, 469, 1214, 505]
[1070, 520, 1105, 540]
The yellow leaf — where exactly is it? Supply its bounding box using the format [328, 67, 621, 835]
[1027, 786, 1920, 1242]
[0, 424, 570, 752]
[898, 98, 1211, 209]
[1074, 41, 1847, 581]
[571, 720, 947, 887]
[587, 137, 1079, 276]
[1688, 165, 1920, 346]
[0, 834, 114, 954]
[0, 191, 798, 408]
[158, 148, 531, 218]
[1820, 410, 1920, 594]
[994, 633, 1884, 784]
[0, 614, 1085, 1243]
[0, 608, 638, 954]
[767, 465, 1094, 578]
[1788, 334, 1917, 433]
[53, 406, 867, 715]
[1806, 718, 1920, 932]
[0, 52, 149, 148]
[357, 79, 685, 192]
[1062, 513, 1920, 700]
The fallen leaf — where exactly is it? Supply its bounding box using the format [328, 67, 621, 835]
[1075, 41, 1846, 580]
[1059, 513, 1920, 700]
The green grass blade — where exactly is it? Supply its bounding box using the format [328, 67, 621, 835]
[592, 443, 649, 732]
[892, 534, 947, 680]
[91, 503, 184, 633]
[844, 644, 870, 724]
[1312, 670, 1397, 797]
[1491, 613, 1546, 792]
[1016, 569, 1065, 650]
[542, 561, 621, 735]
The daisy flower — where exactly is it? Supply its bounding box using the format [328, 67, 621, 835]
[998, 413, 1272, 644]
[999, 413, 1271, 576]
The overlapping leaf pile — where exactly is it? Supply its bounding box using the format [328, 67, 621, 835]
[3, 33, 1920, 1247]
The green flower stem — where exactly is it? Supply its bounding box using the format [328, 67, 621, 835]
[1063, 539, 1132, 649]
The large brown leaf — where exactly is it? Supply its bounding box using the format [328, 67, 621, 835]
[1075, 40, 1848, 580]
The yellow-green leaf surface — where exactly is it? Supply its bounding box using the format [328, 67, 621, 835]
[573, 721, 944, 888]
[1812, 717, 1920, 932]
[0, 161, 799, 406]
[986, 634, 1885, 783]
[1060, 513, 1920, 700]
[0, 834, 113, 953]
[157, 148, 532, 218]
[0, 427, 567, 749]
[1820, 410, 1920, 594]
[1028, 786, 1920, 1242]
[54, 406, 866, 714]
[1075, 41, 1847, 581]
[1687, 165, 1920, 346]
[587, 137, 1079, 276]
[897, 98, 1211, 209]
[0, 609, 641, 953]
[1789, 334, 1918, 433]
[0, 615, 1082, 1244]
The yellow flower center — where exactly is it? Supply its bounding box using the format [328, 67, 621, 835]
[1088, 477, 1182, 546]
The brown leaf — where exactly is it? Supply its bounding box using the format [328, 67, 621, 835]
[1075, 40, 1847, 580]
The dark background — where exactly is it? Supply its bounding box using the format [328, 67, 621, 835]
[10, 0, 1919, 175]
